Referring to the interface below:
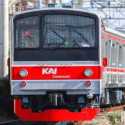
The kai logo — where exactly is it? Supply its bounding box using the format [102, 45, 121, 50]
[42, 68, 57, 75]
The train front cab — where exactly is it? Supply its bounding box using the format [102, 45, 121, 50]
[11, 9, 101, 122]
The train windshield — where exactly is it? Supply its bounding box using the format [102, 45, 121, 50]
[43, 15, 96, 48]
[14, 12, 99, 61]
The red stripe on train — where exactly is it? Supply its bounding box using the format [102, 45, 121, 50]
[12, 66, 101, 80]
[105, 67, 125, 73]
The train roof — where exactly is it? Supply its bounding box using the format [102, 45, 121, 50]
[105, 27, 125, 39]
[13, 8, 100, 18]
[13, 8, 125, 39]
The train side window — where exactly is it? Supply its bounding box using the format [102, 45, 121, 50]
[111, 43, 115, 66]
[119, 46, 122, 67]
[111, 42, 119, 67]
[105, 41, 110, 66]
[119, 45, 125, 68]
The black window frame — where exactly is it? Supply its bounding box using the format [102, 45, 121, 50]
[13, 10, 99, 61]
[41, 14, 98, 49]
[14, 16, 41, 50]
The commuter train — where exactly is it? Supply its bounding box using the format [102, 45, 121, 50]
[10, 8, 125, 122]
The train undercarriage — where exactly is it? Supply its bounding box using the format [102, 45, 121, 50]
[103, 88, 125, 106]
[20, 93, 99, 112]
[0, 79, 125, 124]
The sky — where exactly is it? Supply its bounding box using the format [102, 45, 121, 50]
[62, 0, 71, 3]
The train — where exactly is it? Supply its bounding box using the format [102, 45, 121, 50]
[0, 8, 125, 122]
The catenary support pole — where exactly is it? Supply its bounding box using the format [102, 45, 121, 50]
[0, 0, 9, 78]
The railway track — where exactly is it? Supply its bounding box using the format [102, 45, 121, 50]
[0, 121, 74, 125]
[0, 120, 20, 125]
[101, 104, 125, 112]
[0, 105, 125, 125]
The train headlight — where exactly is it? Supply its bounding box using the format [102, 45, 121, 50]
[84, 69, 93, 77]
[19, 69, 28, 78]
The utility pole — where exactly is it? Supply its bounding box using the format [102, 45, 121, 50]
[39, 0, 43, 8]
[72, 0, 85, 8]
[0, 0, 9, 78]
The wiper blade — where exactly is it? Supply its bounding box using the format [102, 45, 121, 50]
[50, 29, 66, 42]
[66, 25, 92, 46]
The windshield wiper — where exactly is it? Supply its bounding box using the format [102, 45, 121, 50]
[50, 29, 66, 43]
[66, 25, 92, 46]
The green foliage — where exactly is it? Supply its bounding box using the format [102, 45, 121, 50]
[107, 112, 121, 125]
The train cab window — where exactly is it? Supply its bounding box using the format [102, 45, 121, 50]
[43, 15, 96, 48]
[15, 16, 40, 48]
[14, 11, 99, 61]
